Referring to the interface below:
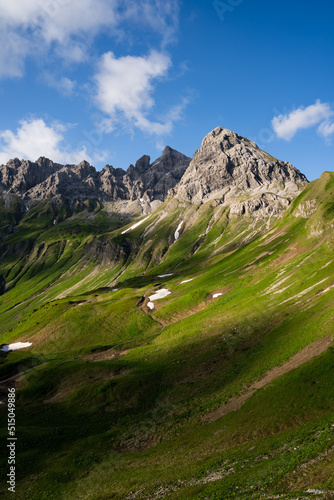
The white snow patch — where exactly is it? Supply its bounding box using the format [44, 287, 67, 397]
[149, 289, 171, 301]
[180, 278, 196, 284]
[121, 216, 150, 234]
[1, 342, 32, 352]
[213, 293, 223, 299]
[112, 288, 119, 291]
[174, 221, 183, 241]
[147, 302, 155, 310]
[53, 219, 57, 225]
[158, 274, 173, 278]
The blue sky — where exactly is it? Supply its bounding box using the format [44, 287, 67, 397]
[0, 0, 333, 180]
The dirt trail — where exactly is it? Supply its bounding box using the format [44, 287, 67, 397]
[202, 336, 333, 423]
[79, 348, 126, 362]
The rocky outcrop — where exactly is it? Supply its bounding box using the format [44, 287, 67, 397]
[124, 146, 191, 202]
[293, 199, 317, 218]
[24, 161, 99, 202]
[171, 127, 308, 215]
[0, 157, 63, 195]
[0, 147, 191, 211]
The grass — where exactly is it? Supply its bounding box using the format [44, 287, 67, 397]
[1, 174, 334, 498]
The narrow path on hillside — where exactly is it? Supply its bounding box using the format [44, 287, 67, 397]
[202, 336, 333, 423]
[0, 361, 49, 386]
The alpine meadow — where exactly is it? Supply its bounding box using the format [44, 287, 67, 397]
[1, 127, 334, 499]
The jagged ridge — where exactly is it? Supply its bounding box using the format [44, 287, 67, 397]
[0, 127, 308, 220]
[0, 146, 191, 209]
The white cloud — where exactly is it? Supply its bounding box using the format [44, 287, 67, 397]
[0, 0, 179, 78]
[0, 118, 99, 165]
[43, 73, 76, 96]
[272, 100, 334, 141]
[94, 50, 175, 135]
[0, 0, 116, 77]
[0, 0, 118, 42]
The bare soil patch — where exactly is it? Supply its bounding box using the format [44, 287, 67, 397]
[79, 348, 126, 362]
[202, 336, 333, 422]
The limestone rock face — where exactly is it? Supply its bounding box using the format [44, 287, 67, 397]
[293, 199, 317, 218]
[171, 127, 308, 215]
[24, 161, 99, 202]
[98, 165, 128, 200]
[0, 157, 63, 195]
[0, 127, 308, 218]
[124, 146, 191, 202]
[0, 147, 191, 210]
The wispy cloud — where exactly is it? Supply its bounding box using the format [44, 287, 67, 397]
[0, 118, 104, 165]
[317, 120, 334, 143]
[272, 100, 334, 141]
[121, 0, 179, 47]
[43, 73, 76, 96]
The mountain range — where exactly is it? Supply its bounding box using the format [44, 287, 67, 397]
[0, 145, 191, 211]
[0, 127, 333, 499]
[0, 127, 307, 216]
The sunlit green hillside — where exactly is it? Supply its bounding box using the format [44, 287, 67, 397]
[1, 172, 334, 499]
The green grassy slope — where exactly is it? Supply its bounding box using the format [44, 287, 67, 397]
[0, 175, 334, 499]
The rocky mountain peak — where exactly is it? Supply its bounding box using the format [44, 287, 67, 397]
[161, 145, 178, 157]
[0, 157, 62, 195]
[122, 147, 191, 202]
[35, 156, 62, 170]
[6, 157, 22, 169]
[69, 160, 97, 178]
[133, 155, 151, 175]
[172, 127, 308, 215]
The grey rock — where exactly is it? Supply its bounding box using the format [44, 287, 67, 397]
[0, 127, 308, 220]
[0, 147, 191, 211]
[171, 127, 308, 215]
[293, 199, 317, 218]
[123, 146, 191, 202]
[23, 160, 99, 205]
[0, 157, 62, 195]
